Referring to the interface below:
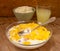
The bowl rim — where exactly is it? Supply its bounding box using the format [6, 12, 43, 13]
[13, 6, 35, 14]
[6, 21, 52, 46]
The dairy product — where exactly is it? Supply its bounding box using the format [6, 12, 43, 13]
[7, 22, 50, 45]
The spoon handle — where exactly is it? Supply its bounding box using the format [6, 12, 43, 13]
[41, 17, 56, 25]
[32, 17, 56, 31]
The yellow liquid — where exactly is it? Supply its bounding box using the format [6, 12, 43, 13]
[36, 8, 51, 23]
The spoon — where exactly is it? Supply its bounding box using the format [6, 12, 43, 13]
[38, 17, 56, 25]
[19, 17, 56, 34]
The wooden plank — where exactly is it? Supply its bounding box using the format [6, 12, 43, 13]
[0, 0, 60, 17]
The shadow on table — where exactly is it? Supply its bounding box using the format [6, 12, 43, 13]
[15, 36, 55, 51]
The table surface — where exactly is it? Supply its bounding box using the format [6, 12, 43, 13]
[0, 17, 60, 51]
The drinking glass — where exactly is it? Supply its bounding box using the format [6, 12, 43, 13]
[36, 5, 51, 24]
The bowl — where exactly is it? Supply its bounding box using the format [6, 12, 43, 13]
[13, 6, 35, 21]
[6, 21, 52, 49]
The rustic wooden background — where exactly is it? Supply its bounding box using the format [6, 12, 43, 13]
[0, 0, 60, 51]
[0, 0, 60, 17]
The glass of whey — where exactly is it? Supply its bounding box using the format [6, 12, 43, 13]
[36, 5, 51, 24]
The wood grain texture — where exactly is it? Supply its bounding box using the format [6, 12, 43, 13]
[0, 17, 60, 51]
[0, 0, 60, 17]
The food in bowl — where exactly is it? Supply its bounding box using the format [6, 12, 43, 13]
[6, 21, 52, 49]
[14, 6, 34, 13]
[13, 6, 35, 21]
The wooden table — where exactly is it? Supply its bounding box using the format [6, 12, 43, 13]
[0, 17, 60, 51]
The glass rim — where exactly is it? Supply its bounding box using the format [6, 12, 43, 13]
[36, 5, 51, 10]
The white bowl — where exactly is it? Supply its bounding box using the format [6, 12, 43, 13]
[6, 21, 52, 49]
[13, 6, 35, 21]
